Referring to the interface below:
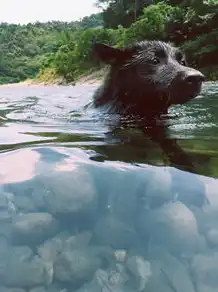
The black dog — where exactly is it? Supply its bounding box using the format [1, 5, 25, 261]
[92, 40, 205, 172]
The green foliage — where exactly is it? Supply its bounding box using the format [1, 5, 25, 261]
[205, 0, 218, 4]
[0, 23, 61, 83]
[50, 27, 118, 80]
[96, 0, 161, 28]
[201, 66, 218, 81]
[123, 3, 182, 45]
[42, 0, 218, 82]
[1, 1, 218, 84]
[79, 13, 104, 29]
[0, 13, 103, 84]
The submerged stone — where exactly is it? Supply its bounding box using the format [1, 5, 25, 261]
[191, 253, 218, 292]
[2, 246, 51, 288]
[54, 248, 101, 284]
[94, 215, 138, 249]
[126, 256, 152, 291]
[139, 201, 201, 254]
[76, 266, 132, 292]
[146, 245, 195, 292]
[11, 212, 59, 245]
[42, 170, 98, 216]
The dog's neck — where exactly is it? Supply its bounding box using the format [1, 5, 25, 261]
[93, 73, 169, 119]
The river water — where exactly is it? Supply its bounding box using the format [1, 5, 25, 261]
[0, 82, 218, 291]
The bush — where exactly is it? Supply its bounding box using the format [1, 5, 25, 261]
[123, 3, 182, 45]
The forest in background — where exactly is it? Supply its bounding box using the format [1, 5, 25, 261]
[0, 0, 218, 85]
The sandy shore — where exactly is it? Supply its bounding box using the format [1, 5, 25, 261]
[0, 68, 106, 88]
[75, 69, 105, 86]
[0, 78, 102, 88]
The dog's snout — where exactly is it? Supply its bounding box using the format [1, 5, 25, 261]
[171, 67, 205, 102]
[184, 72, 205, 85]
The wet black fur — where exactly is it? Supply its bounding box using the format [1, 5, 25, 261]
[92, 40, 204, 120]
[91, 40, 205, 173]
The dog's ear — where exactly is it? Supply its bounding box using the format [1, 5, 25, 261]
[92, 43, 133, 65]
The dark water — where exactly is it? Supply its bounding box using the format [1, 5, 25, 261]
[1, 82, 218, 292]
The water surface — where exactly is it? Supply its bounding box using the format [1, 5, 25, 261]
[1, 82, 218, 176]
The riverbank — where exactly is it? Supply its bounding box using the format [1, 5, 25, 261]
[0, 79, 33, 87]
[0, 65, 217, 88]
[0, 68, 107, 87]
[75, 67, 107, 86]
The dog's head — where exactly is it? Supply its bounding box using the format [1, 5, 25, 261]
[93, 41, 205, 109]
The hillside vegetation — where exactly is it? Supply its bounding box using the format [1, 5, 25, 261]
[0, 14, 103, 84]
[1, 0, 218, 85]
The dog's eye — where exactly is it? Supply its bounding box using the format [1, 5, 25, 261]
[151, 57, 160, 65]
[180, 60, 186, 66]
[175, 51, 186, 65]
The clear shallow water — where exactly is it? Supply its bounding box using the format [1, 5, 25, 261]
[1, 82, 218, 291]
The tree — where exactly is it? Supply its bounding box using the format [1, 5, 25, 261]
[95, 0, 156, 28]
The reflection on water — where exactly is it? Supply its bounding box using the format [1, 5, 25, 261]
[0, 82, 218, 291]
[1, 83, 218, 176]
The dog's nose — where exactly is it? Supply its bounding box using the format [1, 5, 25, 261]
[184, 72, 205, 85]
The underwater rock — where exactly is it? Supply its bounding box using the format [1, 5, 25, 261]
[63, 231, 92, 251]
[0, 288, 25, 292]
[146, 245, 195, 292]
[142, 168, 173, 208]
[94, 215, 138, 249]
[139, 201, 201, 254]
[126, 256, 152, 291]
[0, 191, 15, 212]
[42, 170, 98, 216]
[11, 212, 59, 245]
[0, 191, 16, 238]
[54, 248, 101, 284]
[37, 231, 71, 263]
[3, 246, 51, 288]
[29, 287, 47, 292]
[14, 195, 37, 213]
[191, 252, 218, 292]
[76, 265, 132, 292]
[38, 231, 92, 264]
[113, 250, 127, 263]
[206, 228, 218, 246]
[169, 167, 207, 208]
